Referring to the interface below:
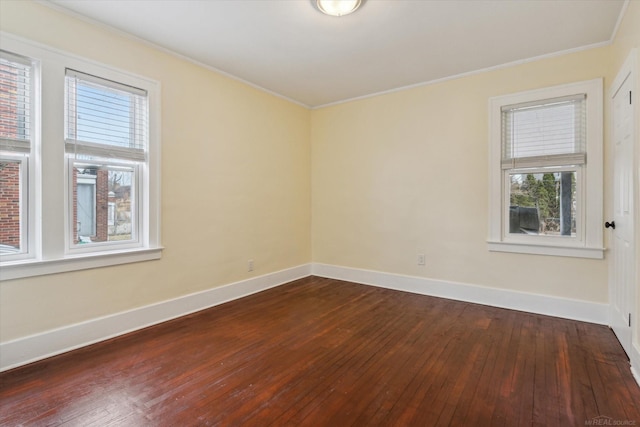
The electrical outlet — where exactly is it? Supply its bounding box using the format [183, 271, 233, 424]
[417, 254, 426, 266]
[248, 259, 254, 272]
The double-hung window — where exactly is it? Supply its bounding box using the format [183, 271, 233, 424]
[0, 50, 36, 262]
[0, 34, 161, 280]
[488, 79, 603, 258]
[65, 70, 147, 252]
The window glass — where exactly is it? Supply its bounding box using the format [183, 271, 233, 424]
[502, 96, 585, 160]
[74, 80, 137, 148]
[508, 171, 576, 237]
[72, 163, 135, 245]
[0, 158, 23, 253]
[65, 69, 147, 158]
[0, 52, 31, 143]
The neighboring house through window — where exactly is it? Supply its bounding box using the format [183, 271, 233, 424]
[65, 69, 146, 251]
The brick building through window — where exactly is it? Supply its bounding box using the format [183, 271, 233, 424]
[0, 162, 20, 248]
[0, 52, 29, 251]
[72, 167, 132, 244]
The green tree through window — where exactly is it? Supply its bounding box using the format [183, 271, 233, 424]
[509, 172, 576, 236]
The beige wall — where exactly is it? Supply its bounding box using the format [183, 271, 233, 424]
[0, 1, 311, 341]
[311, 47, 612, 303]
[2, 0, 639, 347]
[610, 1, 640, 72]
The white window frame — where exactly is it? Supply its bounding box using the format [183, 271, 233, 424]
[67, 159, 142, 254]
[0, 49, 39, 263]
[488, 79, 604, 259]
[503, 166, 583, 244]
[0, 33, 161, 281]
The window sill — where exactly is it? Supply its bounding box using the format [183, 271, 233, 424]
[487, 241, 604, 259]
[0, 247, 163, 281]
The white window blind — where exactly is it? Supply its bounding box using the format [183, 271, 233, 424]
[501, 94, 586, 169]
[65, 69, 148, 162]
[0, 50, 32, 154]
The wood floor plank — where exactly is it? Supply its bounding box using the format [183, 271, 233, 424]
[445, 311, 495, 426]
[1, 276, 639, 426]
[381, 300, 470, 426]
[531, 318, 558, 426]
[460, 309, 512, 425]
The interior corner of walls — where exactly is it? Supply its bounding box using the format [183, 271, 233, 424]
[311, 263, 609, 326]
[0, 263, 312, 372]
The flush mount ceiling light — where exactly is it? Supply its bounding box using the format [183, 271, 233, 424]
[315, 0, 362, 17]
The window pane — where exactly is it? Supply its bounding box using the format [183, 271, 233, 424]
[0, 52, 31, 142]
[0, 159, 23, 253]
[76, 82, 134, 147]
[508, 171, 576, 237]
[502, 95, 586, 163]
[72, 163, 135, 244]
[65, 70, 147, 157]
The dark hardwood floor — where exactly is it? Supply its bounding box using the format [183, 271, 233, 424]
[1, 276, 639, 426]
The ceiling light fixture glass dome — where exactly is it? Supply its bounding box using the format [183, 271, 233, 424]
[316, 0, 362, 17]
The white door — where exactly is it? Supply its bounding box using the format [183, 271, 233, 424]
[610, 54, 636, 357]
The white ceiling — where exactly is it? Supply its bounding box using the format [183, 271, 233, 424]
[46, 0, 626, 108]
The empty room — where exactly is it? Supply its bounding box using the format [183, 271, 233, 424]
[1, 0, 640, 425]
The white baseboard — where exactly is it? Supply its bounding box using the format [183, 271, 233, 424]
[311, 263, 609, 325]
[631, 343, 640, 388]
[0, 264, 312, 372]
[0, 262, 616, 374]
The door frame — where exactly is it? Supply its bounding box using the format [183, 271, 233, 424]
[609, 48, 639, 382]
